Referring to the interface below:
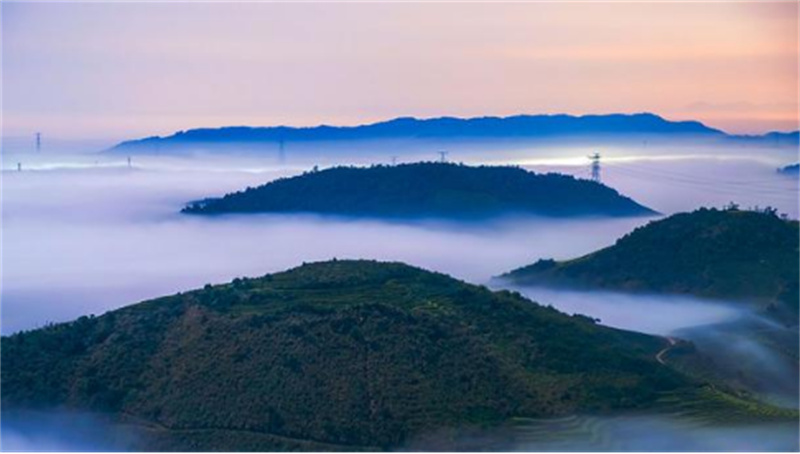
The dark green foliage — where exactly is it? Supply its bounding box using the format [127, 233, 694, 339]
[503, 208, 800, 317]
[182, 163, 655, 219]
[2, 260, 688, 450]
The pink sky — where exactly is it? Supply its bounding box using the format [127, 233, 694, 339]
[2, 1, 798, 140]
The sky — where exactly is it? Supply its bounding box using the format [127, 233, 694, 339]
[1, 1, 798, 141]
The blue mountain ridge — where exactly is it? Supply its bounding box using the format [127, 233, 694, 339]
[109, 113, 798, 152]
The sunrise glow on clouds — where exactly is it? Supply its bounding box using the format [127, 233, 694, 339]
[1, 1, 797, 140]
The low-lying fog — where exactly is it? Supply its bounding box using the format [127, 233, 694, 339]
[2, 142, 796, 334]
[1, 411, 142, 451]
[1, 141, 797, 451]
[504, 285, 799, 409]
[500, 286, 742, 336]
[1, 163, 650, 333]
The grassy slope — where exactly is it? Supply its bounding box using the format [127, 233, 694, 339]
[3, 260, 688, 450]
[503, 208, 799, 316]
[182, 163, 655, 219]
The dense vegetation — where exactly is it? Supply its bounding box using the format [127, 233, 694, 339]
[182, 163, 655, 219]
[502, 208, 799, 318]
[3, 260, 690, 451]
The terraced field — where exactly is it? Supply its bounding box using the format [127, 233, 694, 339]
[481, 390, 799, 452]
[654, 387, 798, 423]
[502, 412, 799, 451]
[400, 382, 799, 451]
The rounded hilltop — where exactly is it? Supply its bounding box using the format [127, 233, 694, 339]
[183, 162, 656, 219]
[4, 259, 692, 451]
[502, 207, 799, 319]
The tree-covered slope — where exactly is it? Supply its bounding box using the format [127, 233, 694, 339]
[501, 208, 799, 316]
[3, 260, 688, 450]
[182, 163, 655, 219]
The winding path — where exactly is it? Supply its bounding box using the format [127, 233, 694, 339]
[656, 336, 677, 365]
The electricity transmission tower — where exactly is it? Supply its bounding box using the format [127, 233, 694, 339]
[35, 133, 41, 152]
[589, 152, 601, 183]
[438, 151, 449, 163]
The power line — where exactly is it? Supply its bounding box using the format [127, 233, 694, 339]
[613, 163, 797, 195]
[609, 161, 796, 191]
[606, 165, 797, 201]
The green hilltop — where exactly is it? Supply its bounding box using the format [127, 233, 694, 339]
[501, 207, 800, 319]
[4, 260, 691, 451]
[182, 162, 655, 219]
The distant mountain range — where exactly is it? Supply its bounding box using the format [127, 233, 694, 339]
[109, 113, 799, 154]
[182, 162, 656, 219]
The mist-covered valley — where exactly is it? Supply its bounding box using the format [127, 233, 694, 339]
[3, 0, 799, 449]
[3, 141, 797, 333]
[1, 141, 798, 451]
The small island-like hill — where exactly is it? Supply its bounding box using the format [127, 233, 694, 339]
[182, 162, 656, 219]
[500, 207, 799, 318]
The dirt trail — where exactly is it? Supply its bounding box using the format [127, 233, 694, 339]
[656, 336, 677, 365]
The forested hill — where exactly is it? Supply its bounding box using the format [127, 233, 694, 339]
[501, 208, 800, 318]
[2, 260, 690, 451]
[182, 162, 655, 219]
